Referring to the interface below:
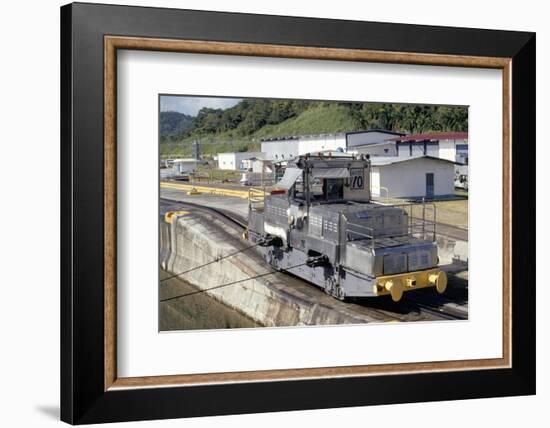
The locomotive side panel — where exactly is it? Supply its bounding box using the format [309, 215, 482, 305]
[263, 196, 291, 244]
[248, 210, 265, 235]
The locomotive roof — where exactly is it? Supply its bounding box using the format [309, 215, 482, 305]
[289, 155, 370, 172]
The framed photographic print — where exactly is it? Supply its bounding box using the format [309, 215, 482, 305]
[60, 2, 536, 424]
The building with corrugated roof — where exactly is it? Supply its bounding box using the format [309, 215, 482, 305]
[387, 131, 468, 164]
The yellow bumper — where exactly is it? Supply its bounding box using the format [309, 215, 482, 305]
[372, 268, 447, 302]
[164, 210, 189, 224]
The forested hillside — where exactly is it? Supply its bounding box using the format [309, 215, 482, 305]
[160, 99, 467, 157]
[159, 111, 194, 136]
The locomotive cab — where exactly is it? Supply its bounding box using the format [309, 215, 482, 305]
[247, 153, 447, 302]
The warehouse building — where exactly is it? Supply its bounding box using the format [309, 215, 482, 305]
[346, 129, 404, 148]
[351, 141, 398, 156]
[260, 134, 344, 160]
[388, 132, 468, 164]
[260, 130, 404, 160]
[370, 155, 456, 199]
[217, 152, 264, 170]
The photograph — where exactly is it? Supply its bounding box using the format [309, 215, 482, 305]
[158, 96, 469, 331]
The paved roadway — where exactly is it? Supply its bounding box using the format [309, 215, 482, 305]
[161, 184, 250, 216]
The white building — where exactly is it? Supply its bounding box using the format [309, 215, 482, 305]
[217, 152, 264, 170]
[261, 134, 345, 161]
[241, 156, 270, 173]
[370, 155, 456, 199]
[260, 130, 404, 160]
[160, 158, 200, 180]
[260, 137, 299, 161]
[239, 158, 276, 186]
[389, 132, 468, 164]
[352, 141, 397, 157]
[346, 130, 404, 149]
[172, 158, 199, 175]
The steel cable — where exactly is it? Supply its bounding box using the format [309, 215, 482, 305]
[160, 262, 307, 302]
[160, 242, 261, 283]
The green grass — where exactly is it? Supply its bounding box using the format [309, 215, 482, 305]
[254, 104, 361, 138]
[409, 199, 469, 229]
[195, 165, 242, 182]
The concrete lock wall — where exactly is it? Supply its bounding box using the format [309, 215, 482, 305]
[160, 213, 376, 327]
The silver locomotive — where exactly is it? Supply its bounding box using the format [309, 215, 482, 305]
[247, 154, 447, 302]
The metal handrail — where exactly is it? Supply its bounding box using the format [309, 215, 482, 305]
[347, 221, 437, 237]
[379, 186, 390, 202]
[344, 201, 438, 250]
[346, 221, 437, 250]
[248, 187, 266, 211]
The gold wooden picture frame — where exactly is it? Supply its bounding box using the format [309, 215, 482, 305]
[104, 36, 512, 390]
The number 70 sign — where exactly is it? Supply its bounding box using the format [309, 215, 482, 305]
[349, 168, 365, 190]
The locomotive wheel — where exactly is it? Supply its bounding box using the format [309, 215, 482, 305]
[383, 279, 404, 302]
[333, 285, 346, 301]
[324, 278, 335, 296]
[265, 253, 282, 271]
[433, 271, 448, 294]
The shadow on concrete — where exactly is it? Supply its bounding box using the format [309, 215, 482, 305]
[35, 405, 59, 420]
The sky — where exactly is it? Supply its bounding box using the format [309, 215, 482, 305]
[160, 95, 242, 116]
